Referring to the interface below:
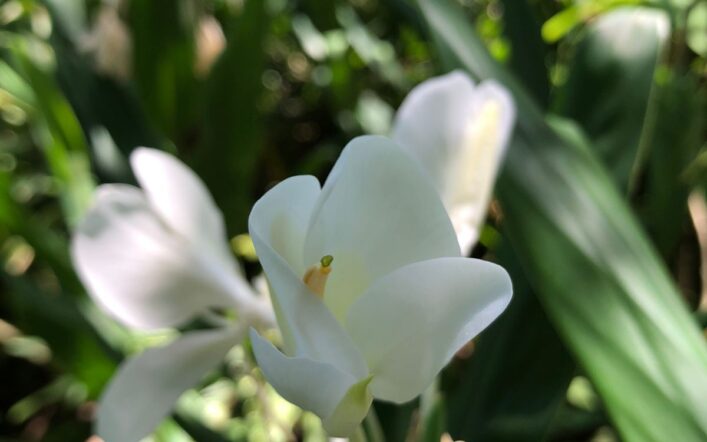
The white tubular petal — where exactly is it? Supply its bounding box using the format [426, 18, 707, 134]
[249, 177, 368, 377]
[251, 330, 372, 437]
[98, 328, 239, 442]
[392, 71, 476, 190]
[71, 184, 233, 330]
[130, 148, 232, 262]
[304, 136, 460, 321]
[393, 71, 516, 255]
[346, 257, 512, 403]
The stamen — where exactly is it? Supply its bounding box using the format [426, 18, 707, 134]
[303, 255, 333, 298]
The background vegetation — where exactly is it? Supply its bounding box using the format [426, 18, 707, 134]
[0, 0, 705, 440]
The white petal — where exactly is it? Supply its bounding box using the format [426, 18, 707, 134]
[346, 257, 512, 403]
[393, 71, 516, 255]
[392, 71, 476, 190]
[71, 184, 233, 329]
[98, 328, 239, 442]
[248, 177, 368, 377]
[304, 136, 460, 321]
[130, 148, 232, 263]
[251, 330, 372, 437]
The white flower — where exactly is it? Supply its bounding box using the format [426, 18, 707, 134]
[249, 136, 512, 436]
[392, 71, 516, 255]
[71, 148, 274, 442]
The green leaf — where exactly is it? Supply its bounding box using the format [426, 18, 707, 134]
[46, 7, 162, 183]
[6, 44, 95, 226]
[636, 72, 704, 262]
[540, 0, 642, 43]
[0, 171, 81, 294]
[499, 0, 550, 107]
[445, 243, 576, 441]
[194, 0, 269, 233]
[416, 0, 707, 440]
[128, 0, 198, 137]
[554, 6, 669, 191]
[2, 272, 117, 397]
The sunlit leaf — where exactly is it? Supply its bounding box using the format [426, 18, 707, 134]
[416, 1, 707, 440]
[555, 7, 669, 191]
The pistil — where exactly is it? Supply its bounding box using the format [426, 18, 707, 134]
[303, 255, 333, 298]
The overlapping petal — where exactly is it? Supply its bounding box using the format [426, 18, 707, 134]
[346, 257, 512, 403]
[250, 330, 371, 436]
[130, 148, 233, 263]
[97, 328, 240, 442]
[392, 71, 515, 254]
[392, 71, 476, 189]
[249, 177, 367, 377]
[304, 136, 460, 321]
[71, 184, 234, 329]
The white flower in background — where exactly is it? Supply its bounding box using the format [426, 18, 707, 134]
[392, 71, 516, 255]
[249, 135, 512, 436]
[71, 148, 274, 442]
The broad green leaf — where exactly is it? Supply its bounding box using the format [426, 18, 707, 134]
[555, 7, 669, 191]
[637, 72, 705, 261]
[128, 0, 198, 137]
[445, 243, 576, 441]
[194, 0, 269, 233]
[499, 0, 550, 107]
[416, 0, 707, 440]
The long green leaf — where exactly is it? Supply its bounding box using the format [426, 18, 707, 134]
[194, 0, 269, 233]
[7, 45, 94, 227]
[636, 72, 705, 260]
[128, 0, 198, 137]
[416, 1, 707, 440]
[445, 243, 576, 441]
[554, 7, 668, 191]
[2, 272, 117, 397]
[45, 5, 162, 183]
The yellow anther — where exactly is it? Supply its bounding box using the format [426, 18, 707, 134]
[303, 255, 333, 298]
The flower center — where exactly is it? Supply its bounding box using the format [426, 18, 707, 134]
[303, 255, 333, 298]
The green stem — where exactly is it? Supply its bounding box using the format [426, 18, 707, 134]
[363, 408, 386, 442]
[350, 426, 368, 442]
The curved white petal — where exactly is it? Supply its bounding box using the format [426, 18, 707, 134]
[392, 71, 476, 189]
[251, 330, 371, 437]
[98, 328, 239, 442]
[248, 177, 367, 378]
[130, 148, 233, 263]
[71, 184, 233, 329]
[304, 136, 460, 321]
[346, 257, 512, 403]
[392, 71, 516, 255]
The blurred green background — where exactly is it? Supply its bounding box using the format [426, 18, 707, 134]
[0, 0, 706, 441]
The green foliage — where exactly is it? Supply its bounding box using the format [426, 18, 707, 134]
[416, 0, 707, 441]
[1, 0, 705, 440]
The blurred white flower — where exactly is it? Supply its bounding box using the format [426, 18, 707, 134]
[71, 148, 274, 442]
[249, 136, 512, 436]
[81, 4, 132, 81]
[392, 71, 516, 255]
